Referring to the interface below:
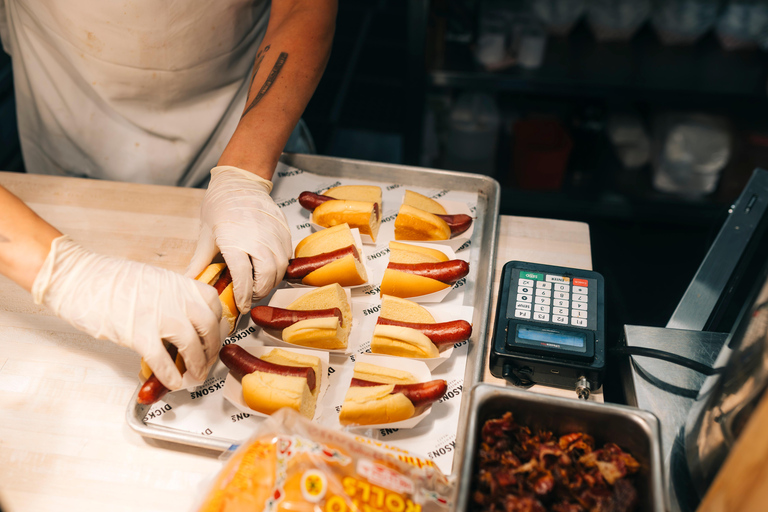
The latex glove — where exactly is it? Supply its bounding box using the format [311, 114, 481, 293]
[32, 236, 223, 390]
[185, 166, 292, 313]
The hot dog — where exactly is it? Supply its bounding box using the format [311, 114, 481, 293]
[348, 378, 448, 407]
[288, 224, 367, 287]
[338, 362, 447, 426]
[222, 345, 322, 419]
[219, 344, 316, 390]
[137, 344, 180, 405]
[380, 259, 470, 299]
[136, 263, 238, 405]
[387, 260, 469, 284]
[250, 305, 343, 330]
[370, 295, 472, 358]
[300, 185, 383, 242]
[285, 245, 360, 281]
[267, 283, 352, 350]
[435, 213, 473, 237]
[376, 317, 472, 347]
[298, 191, 333, 211]
[394, 190, 473, 241]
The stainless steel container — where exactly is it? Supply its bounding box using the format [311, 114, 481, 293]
[455, 384, 666, 512]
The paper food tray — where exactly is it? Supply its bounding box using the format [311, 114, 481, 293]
[255, 286, 356, 354]
[222, 342, 331, 422]
[357, 302, 474, 372]
[337, 354, 434, 430]
[287, 227, 372, 290]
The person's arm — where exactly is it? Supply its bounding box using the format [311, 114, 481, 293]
[0, 185, 223, 390]
[218, 0, 337, 180]
[0, 185, 62, 291]
[185, 0, 337, 313]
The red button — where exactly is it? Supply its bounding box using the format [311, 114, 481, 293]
[573, 278, 589, 287]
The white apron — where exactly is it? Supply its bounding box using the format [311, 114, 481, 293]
[0, 0, 270, 187]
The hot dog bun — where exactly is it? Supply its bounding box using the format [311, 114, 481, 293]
[380, 295, 436, 323]
[352, 361, 418, 384]
[403, 190, 447, 215]
[312, 199, 381, 242]
[294, 223, 355, 258]
[394, 204, 451, 241]
[371, 296, 440, 358]
[379, 269, 450, 298]
[388, 241, 449, 264]
[291, 224, 367, 287]
[380, 245, 469, 298]
[241, 348, 322, 419]
[339, 363, 419, 425]
[195, 262, 239, 335]
[339, 384, 416, 426]
[324, 185, 382, 211]
[283, 283, 351, 349]
[370, 324, 439, 358]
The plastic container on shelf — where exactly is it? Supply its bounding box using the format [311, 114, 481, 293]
[651, 0, 722, 45]
[442, 92, 501, 177]
[512, 118, 573, 190]
[586, 0, 652, 41]
[606, 113, 651, 170]
[651, 113, 732, 196]
[715, 0, 768, 50]
[529, 0, 586, 36]
[511, 15, 549, 69]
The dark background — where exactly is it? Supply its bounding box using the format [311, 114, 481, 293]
[3, 0, 768, 403]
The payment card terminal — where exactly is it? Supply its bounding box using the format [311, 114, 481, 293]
[490, 261, 605, 399]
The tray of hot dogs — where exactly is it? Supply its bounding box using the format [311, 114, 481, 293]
[126, 153, 501, 478]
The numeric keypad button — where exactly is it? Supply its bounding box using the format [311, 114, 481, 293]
[571, 318, 587, 327]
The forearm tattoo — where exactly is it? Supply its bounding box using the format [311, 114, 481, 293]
[242, 50, 288, 119]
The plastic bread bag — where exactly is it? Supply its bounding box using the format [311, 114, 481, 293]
[195, 408, 453, 512]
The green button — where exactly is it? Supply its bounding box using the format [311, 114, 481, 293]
[520, 271, 544, 281]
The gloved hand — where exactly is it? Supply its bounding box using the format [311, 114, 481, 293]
[32, 236, 223, 390]
[186, 166, 292, 313]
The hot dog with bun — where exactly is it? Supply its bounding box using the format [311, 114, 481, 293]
[394, 190, 473, 241]
[220, 345, 322, 418]
[379, 242, 469, 298]
[299, 185, 382, 242]
[250, 283, 352, 350]
[338, 362, 447, 426]
[371, 295, 472, 358]
[285, 224, 368, 287]
[136, 262, 239, 405]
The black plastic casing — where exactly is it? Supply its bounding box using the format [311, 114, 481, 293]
[490, 261, 606, 391]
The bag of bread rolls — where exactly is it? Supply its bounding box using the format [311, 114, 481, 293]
[195, 408, 452, 512]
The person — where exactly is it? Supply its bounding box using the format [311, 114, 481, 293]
[0, 0, 338, 390]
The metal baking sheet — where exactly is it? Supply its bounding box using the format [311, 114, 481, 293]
[126, 153, 501, 479]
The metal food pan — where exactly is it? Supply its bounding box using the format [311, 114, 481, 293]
[456, 384, 666, 512]
[127, 153, 501, 479]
